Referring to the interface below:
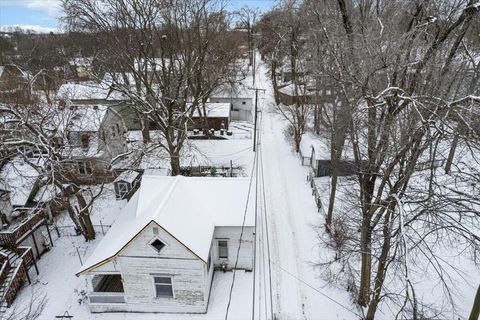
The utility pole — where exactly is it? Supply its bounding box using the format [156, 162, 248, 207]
[253, 89, 258, 152]
[251, 87, 266, 152]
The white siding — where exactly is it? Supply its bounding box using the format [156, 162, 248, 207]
[210, 97, 253, 122]
[98, 108, 127, 159]
[88, 222, 209, 313]
[212, 226, 254, 270]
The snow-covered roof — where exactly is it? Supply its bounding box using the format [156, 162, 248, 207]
[0, 158, 41, 206]
[33, 184, 60, 203]
[191, 103, 231, 118]
[69, 57, 93, 67]
[300, 135, 330, 160]
[77, 175, 254, 275]
[211, 83, 252, 99]
[55, 104, 109, 132]
[114, 170, 140, 184]
[278, 82, 314, 96]
[57, 82, 125, 102]
[144, 168, 170, 176]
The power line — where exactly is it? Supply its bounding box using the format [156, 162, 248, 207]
[225, 141, 258, 320]
[269, 260, 362, 318]
[259, 114, 275, 319]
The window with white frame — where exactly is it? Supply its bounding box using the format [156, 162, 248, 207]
[153, 276, 173, 298]
[218, 240, 228, 259]
[76, 160, 92, 175]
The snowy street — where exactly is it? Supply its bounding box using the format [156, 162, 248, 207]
[254, 60, 356, 320]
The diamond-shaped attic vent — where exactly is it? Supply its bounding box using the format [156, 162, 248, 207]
[151, 239, 165, 252]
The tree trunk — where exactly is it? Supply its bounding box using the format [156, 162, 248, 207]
[170, 152, 181, 176]
[445, 132, 459, 174]
[76, 192, 95, 241]
[469, 285, 480, 320]
[141, 117, 151, 144]
[326, 173, 338, 227]
[365, 210, 392, 319]
[64, 198, 87, 240]
[79, 213, 95, 240]
[271, 59, 280, 105]
[314, 104, 322, 134]
[358, 217, 372, 306]
[294, 129, 301, 153]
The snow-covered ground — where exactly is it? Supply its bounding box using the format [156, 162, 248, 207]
[12, 55, 475, 320]
[254, 58, 358, 319]
[8, 185, 253, 320]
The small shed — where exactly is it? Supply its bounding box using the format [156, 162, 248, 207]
[310, 144, 364, 178]
[113, 170, 141, 200]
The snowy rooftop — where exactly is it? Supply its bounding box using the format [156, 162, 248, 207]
[0, 158, 41, 207]
[69, 57, 93, 67]
[114, 170, 140, 184]
[210, 83, 252, 99]
[57, 82, 125, 102]
[191, 102, 231, 118]
[77, 175, 254, 274]
[55, 104, 109, 132]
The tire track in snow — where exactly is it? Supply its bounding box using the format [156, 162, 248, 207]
[259, 101, 309, 319]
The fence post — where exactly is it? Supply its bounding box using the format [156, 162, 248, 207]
[100, 220, 105, 236]
[76, 247, 83, 266]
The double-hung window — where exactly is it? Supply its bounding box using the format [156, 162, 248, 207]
[153, 276, 173, 298]
[77, 160, 92, 175]
[218, 240, 228, 259]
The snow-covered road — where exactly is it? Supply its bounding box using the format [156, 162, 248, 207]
[254, 59, 357, 320]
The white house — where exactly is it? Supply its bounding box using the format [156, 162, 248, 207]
[209, 85, 253, 122]
[76, 175, 254, 314]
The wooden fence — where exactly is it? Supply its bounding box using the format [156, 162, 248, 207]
[308, 171, 328, 217]
[0, 210, 45, 246]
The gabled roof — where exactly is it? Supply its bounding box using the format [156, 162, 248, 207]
[77, 175, 254, 276]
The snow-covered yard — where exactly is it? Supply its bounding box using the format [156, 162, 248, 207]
[8, 184, 254, 320]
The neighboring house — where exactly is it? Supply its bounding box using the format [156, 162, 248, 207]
[0, 157, 55, 257]
[0, 160, 57, 310]
[190, 103, 231, 131]
[0, 65, 31, 102]
[209, 85, 253, 122]
[55, 104, 128, 184]
[77, 175, 254, 314]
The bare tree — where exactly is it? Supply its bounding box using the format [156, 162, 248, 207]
[62, 0, 243, 175]
[276, 0, 480, 318]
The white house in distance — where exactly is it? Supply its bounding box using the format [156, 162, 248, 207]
[76, 175, 254, 314]
[209, 84, 253, 122]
